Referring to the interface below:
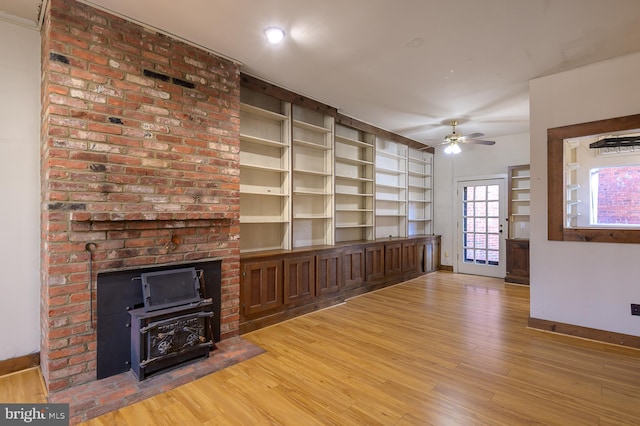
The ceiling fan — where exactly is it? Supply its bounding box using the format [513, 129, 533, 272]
[423, 120, 496, 154]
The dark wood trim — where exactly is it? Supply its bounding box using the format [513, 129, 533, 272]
[240, 73, 433, 153]
[240, 73, 338, 116]
[439, 264, 453, 272]
[335, 113, 434, 153]
[0, 352, 40, 377]
[548, 113, 640, 243]
[528, 317, 640, 349]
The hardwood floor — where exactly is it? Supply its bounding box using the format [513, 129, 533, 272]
[4, 272, 640, 425]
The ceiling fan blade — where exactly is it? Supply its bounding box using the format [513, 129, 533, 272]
[464, 139, 495, 146]
[464, 132, 485, 139]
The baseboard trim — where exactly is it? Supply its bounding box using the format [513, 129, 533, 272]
[528, 318, 640, 350]
[439, 265, 453, 272]
[0, 352, 40, 377]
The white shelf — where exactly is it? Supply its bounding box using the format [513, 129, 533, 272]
[241, 216, 289, 223]
[336, 208, 374, 212]
[293, 214, 332, 219]
[240, 103, 288, 121]
[376, 150, 406, 160]
[293, 168, 332, 176]
[336, 224, 372, 228]
[335, 156, 374, 166]
[293, 190, 333, 195]
[335, 174, 373, 182]
[240, 188, 288, 196]
[241, 162, 288, 173]
[376, 166, 406, 175]
[292, 119, 331, 134]
[336, 191, 374, 196]
[240, 133, 288, 148]
[335, 134, 370, 148]
[377, 182, 405, 190]
[293, 139, 331, 150]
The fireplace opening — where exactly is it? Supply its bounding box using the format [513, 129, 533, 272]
[96, 259, 222, 380]
[141, 267, 202, 312]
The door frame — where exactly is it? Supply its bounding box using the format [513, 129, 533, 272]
[453, 174, 507, 277]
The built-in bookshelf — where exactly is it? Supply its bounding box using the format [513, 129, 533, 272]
[375, 138, 408, 239]
[407, 147, 433, 236]
[334, 123, 375, 243]
[291, 105, 334, 247]
[564, 141, 581, 228]
[239, 89, 291, 252]
[238, 78, 435, 254]
[507, 164, 531, 239]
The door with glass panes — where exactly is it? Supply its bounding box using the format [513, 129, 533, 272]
[456, 178, 506, 277]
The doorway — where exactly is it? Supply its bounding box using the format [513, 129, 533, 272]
[456, 178, 506, 278]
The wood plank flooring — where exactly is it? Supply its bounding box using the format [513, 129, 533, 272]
[4, 272, 640, 425]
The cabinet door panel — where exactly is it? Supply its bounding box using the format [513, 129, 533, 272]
[424, 238, 441, 273]
[242, 260, 282, 316]
[402, 241, 418, 274]
[365, 245, 385, 282]
[343, 248, 365, 288]
[505, 239, 530, 284]
[284, 255, 316, 304]
[316, 252, 342, 296]
[385, 242, 402, 277]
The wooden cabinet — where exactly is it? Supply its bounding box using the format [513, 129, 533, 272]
[316, 251, 342, 296]
[506, 164, 530, 284]
[241, 259, 282, 317]
[240, 236, 441, 332]
[342, 247, 365, 288]
[505, 239, 530, 284]
[402, 240, 418, 274]
[365, 244, 385, 282]
[422, 237, 441, 273]
[284, 255, 316, 304]
[385, 242, 403, 277]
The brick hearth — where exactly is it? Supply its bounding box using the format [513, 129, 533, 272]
[40, 0, 241, 394]
[49, 337, 264, 425]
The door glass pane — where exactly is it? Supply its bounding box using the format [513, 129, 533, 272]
[487, 184, 500, 200]
[476, 186, 486, 201]
[461, 183, 502, 267]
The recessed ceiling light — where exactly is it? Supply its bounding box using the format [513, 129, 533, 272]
[264, 27, 285, 44]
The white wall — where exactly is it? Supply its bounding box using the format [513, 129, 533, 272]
[529, 51, 640, 336]
[434, 133, 530, 267]
[0, 21, 41, 360]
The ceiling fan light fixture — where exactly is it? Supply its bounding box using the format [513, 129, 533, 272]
[264, 27, 285, 44]
[444, 142, 461, 154]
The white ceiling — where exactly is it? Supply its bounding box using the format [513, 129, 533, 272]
[3, 0, 640, 147]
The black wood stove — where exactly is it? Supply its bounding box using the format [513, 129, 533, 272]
[129, 267, 215, 380]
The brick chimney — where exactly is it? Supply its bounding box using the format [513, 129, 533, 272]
[40, 0, 241, 392]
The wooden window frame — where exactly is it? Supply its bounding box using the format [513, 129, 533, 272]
[548, 113, 640, 243]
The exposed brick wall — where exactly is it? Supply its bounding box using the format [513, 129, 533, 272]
[596, 165, 640, 224]
[41, 0, 240, 392]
